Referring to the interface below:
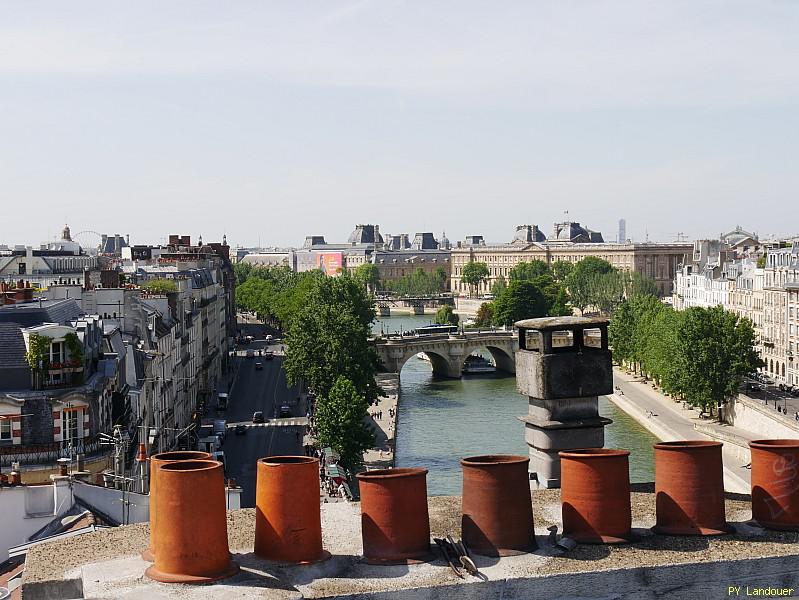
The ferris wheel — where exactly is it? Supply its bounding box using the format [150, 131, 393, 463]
[73, 230, 103, 253]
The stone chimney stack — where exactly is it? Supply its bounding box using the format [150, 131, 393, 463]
[515, 316, 613, 488]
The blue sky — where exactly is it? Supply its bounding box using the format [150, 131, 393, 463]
[1, 1, 798, 248]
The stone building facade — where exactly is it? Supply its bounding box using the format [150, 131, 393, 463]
[762, 245, 799, 386]
[451, 222, 690, 297]
[296, 224, 452, 289]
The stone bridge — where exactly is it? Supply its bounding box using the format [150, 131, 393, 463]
[373, 331, 516, 378]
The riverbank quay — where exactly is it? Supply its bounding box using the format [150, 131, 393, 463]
[361, 373, 399, 471]
[23, 487, 799, 599]
[611, 368, 752, 494]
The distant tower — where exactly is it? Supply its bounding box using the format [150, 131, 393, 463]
[617, 219, 626, 244]
[62, 224, 72, 241]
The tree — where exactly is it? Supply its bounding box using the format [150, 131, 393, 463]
[140, 279, 177, 294]
[492, 280, 549, 327]
[757, 255, 766, 268]
[548, 285, 572, 317]
[509, 260, 550, 281]
[234, 261, 253, 286]
[284, 275, 382, 403]
[676, 306, 762, 417]
[644, 307, 684, 396]
[591, 270, 626, 315]
[461, 261, 489, 297]
[491, 275, 507, 297]
[572, 256, 615, 278]
[566, 257, 615, 314]
[475, 302, 494, 327]
[609, 299, 637, 367]
[551, 260, 574, 283]
[354, 263, 381, 293]
[313, 376, 375, 470]
[434, 304, 459, 327]
[382, 267, 448, 296]
[624, 271, 660, 299]
[433, 266, 448, 292]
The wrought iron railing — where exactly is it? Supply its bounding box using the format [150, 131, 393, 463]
[0, 434, 110, 468]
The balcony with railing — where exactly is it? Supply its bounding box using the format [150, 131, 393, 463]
[0, 434, 108, 468]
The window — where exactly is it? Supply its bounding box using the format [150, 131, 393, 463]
[62, 409, 81, 443]
[0, 418, 11, 441]
[18, 262, 26, 275]
[50, 341, 65, 364]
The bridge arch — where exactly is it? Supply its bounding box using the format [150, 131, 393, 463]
[455, 342, 515, 375]
[374, 332, 517, 379]
[392, 348, 460, 377]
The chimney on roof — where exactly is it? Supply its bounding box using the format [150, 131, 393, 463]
[136, 443, 147, 463]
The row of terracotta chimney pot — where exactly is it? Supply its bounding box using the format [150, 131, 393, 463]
[0, 472, 22, 486]
[143, 450, 537, 584]
[561, 439, 799, 543]
[0, 280, 34, 304]
[141, 439, 799, 584]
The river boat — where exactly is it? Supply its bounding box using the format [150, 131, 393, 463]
[416, 352, 431, 362]
[462, 354, 495, 375]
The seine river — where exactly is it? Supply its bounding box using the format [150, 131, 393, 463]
[373, 314, 658, 496]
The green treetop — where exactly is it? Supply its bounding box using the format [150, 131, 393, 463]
[434, 304, 460, 327]
[313, 376, 375, 470]
[491, 280, 549, 327]
[283, 274, 381, 403]
[509, 260, 550, 281]
[354, 263, 381, 293]
[460, 261, 490, 297]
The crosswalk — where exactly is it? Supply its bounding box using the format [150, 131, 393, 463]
[227, 417, 308, 429]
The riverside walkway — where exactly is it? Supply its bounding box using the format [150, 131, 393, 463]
[612, 368, 753, 494]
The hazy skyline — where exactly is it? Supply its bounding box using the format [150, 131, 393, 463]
[2, 1, 798, 248]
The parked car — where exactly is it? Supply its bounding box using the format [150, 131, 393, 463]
[748, 383, 762, 392]
[235, 424, 247, 435]
[255, 361, 263, 370]
[263, 350, 274, 360]
[252, 411, 265, 424]
[278, 405, 292, 418]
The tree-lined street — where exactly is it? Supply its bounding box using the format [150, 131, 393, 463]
[221, 321, 305, 507]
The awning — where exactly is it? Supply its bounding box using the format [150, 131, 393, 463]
[323, 447, 340, 464]
[325, 464, 343, 478]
